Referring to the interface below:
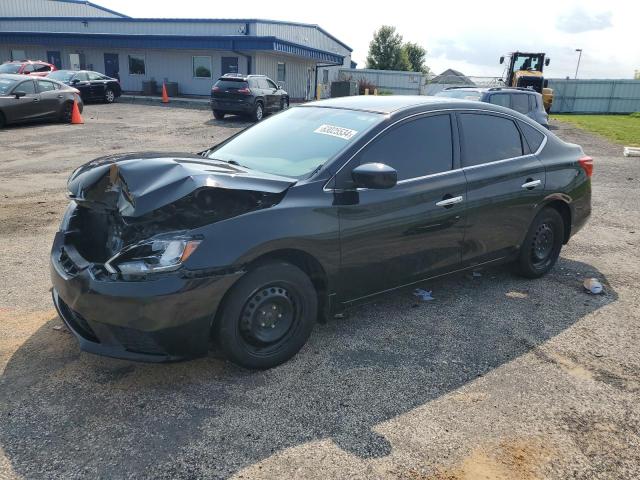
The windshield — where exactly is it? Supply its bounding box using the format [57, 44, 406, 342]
[207, 107, 381, 178]
[0, 78, 18, 95]
[435, 90, 482, 101]
[48, 71, 75, 82]
[0, 64, 21, 74]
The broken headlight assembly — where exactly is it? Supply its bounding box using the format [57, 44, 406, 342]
[105, 233, 201, 276]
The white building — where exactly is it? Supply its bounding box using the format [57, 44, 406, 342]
[0, 0, 353, 100]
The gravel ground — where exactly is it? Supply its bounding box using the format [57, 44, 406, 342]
[0, 103, 638, 480]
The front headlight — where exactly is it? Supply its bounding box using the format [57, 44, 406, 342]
[105, 233, 201, 276]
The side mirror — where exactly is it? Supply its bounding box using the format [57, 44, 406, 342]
[499, 56, 505, 64]
[545, 58, 550, 66]
[14, 91, 26, 99]
[71, 79, 80, 85]
[352, 163, 397, 189]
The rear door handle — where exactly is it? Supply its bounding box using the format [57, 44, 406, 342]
[521, 179, 542, 189]
[436, 195, 464, 207]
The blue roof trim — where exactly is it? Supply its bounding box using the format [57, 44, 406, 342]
[0, 31, 344, 63]
[0, 16, 352, 52]
[51, 0, 129, 18]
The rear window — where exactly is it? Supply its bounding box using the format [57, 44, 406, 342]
[459, 113, 523, 166]
[0, 63, 21, 74]
[519, 121, 545, 152]
[0, 78, 18, 95]
[214, 79, 248, 90]
[37, 80, 57, 92]
[435, 90, 482, 101]
[207, 107, 381, 178]
[511, 94, 530, 114]
[48, 71, 75, 82]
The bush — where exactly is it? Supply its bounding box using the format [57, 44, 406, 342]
[357, 78, 377, 95]
[378, 90, 393, 95]
[630, 112, 640, 118]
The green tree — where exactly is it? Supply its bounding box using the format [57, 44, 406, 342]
[403, 41, 430, 74]
[366, 26, 411, 71]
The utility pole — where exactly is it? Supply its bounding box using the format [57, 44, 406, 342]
[574, 49, 583, 79]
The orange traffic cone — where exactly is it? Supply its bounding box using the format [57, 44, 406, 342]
[71, 98, 84, 124]
[161, 83, 169, 103]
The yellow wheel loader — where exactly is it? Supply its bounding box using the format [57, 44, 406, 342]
[500, 52, 553, 113]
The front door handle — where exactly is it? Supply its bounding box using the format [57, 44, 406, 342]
[521, 179, 542, 189]
[436, 195, 464, 207]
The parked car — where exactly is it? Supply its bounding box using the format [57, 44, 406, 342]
[435, 87, 549, 128]
[47, 70, 121, 103]
[0, 60, 57, 77]
[210, 73, 289, 121]
[0, 74, 83, 128]
[51, 96, 592, 369]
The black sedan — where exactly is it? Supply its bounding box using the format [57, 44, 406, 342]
[50, 96, 592, 369]
[48, 70, 121, 103]
[0, 74, 83, 128]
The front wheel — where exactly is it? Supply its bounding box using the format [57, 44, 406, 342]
[0, 112, 5, 129]
[516, 208, 564, 278]
[280, 97, 289, 111]
[215, 262, 317, 369]
[212, 110, 225, 120]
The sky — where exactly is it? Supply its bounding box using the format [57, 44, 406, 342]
[99, 0, 639, 79]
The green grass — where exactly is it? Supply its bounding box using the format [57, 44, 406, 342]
[551, 114, 640, 147]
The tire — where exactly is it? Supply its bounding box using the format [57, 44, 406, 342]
[251, 101, 264, 122]
[516, 207, 564, 278]
[213, 110, 225, 120]
[0, 112, 5, 129]
[215, 261, 317, 369]
[280, 97, 289, 111]
[104, 88, 116, 104]
[60, 102, 73, 123]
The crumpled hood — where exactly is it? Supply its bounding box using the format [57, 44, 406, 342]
[67, 152, 296, 217]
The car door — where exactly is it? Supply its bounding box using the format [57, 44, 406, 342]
[87, 71, 106, 99]
[336, 113, 467, 301]
[257, 78, 273, 110]
[457, 112, 546, 264]
[34, 79, 61, 117]
[5, 80, 41, 122]
[265, 78, 280, 111]
[71, 72, 91, 99]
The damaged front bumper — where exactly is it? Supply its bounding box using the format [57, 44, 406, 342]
[50, 231, 243, 362]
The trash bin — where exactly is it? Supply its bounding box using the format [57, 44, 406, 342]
[142, 80, 157, 96]
[165, 82, 179, 97]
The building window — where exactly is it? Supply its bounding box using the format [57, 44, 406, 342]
[128, 55, 146, 75]
[11, 50, 26, 61]
[322, 69, 329, 84]
[193, 56, 212, 78]
[277, 62, 286, 82]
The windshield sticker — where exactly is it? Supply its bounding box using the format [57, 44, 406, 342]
[314, 124, 358, 140]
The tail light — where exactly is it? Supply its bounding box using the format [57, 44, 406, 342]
[578, 156, 593, 177]
[212, 86, 220, 92]
[236, 87, 251, 95]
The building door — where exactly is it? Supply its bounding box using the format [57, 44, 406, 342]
[46, 51, 62, 69]
[221, 57, 239, 75]
[104, 53, 119, 79]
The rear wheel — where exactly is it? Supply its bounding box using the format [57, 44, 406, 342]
[0, 112, 5, 129]
[212, 110, 225, 120]
[60, 102, 73, 123]
[104, 88, 116, 104]
[215, 261, 317, 369]
[251, 101, 264, 122]
[516, 208, 564, 278]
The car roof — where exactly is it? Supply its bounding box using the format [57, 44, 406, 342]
[0, 73, 32, 81]
[300, 95, 483, 114]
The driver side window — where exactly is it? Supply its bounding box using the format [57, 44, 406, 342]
[356, 114, 453, 181]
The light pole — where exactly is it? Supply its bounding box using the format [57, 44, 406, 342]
[574, 49, 583, 79]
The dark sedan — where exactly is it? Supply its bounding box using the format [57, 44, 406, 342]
[50, 96, 592, 369]
[48, 70, 121, 103]
[0, 74, 83, 128]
